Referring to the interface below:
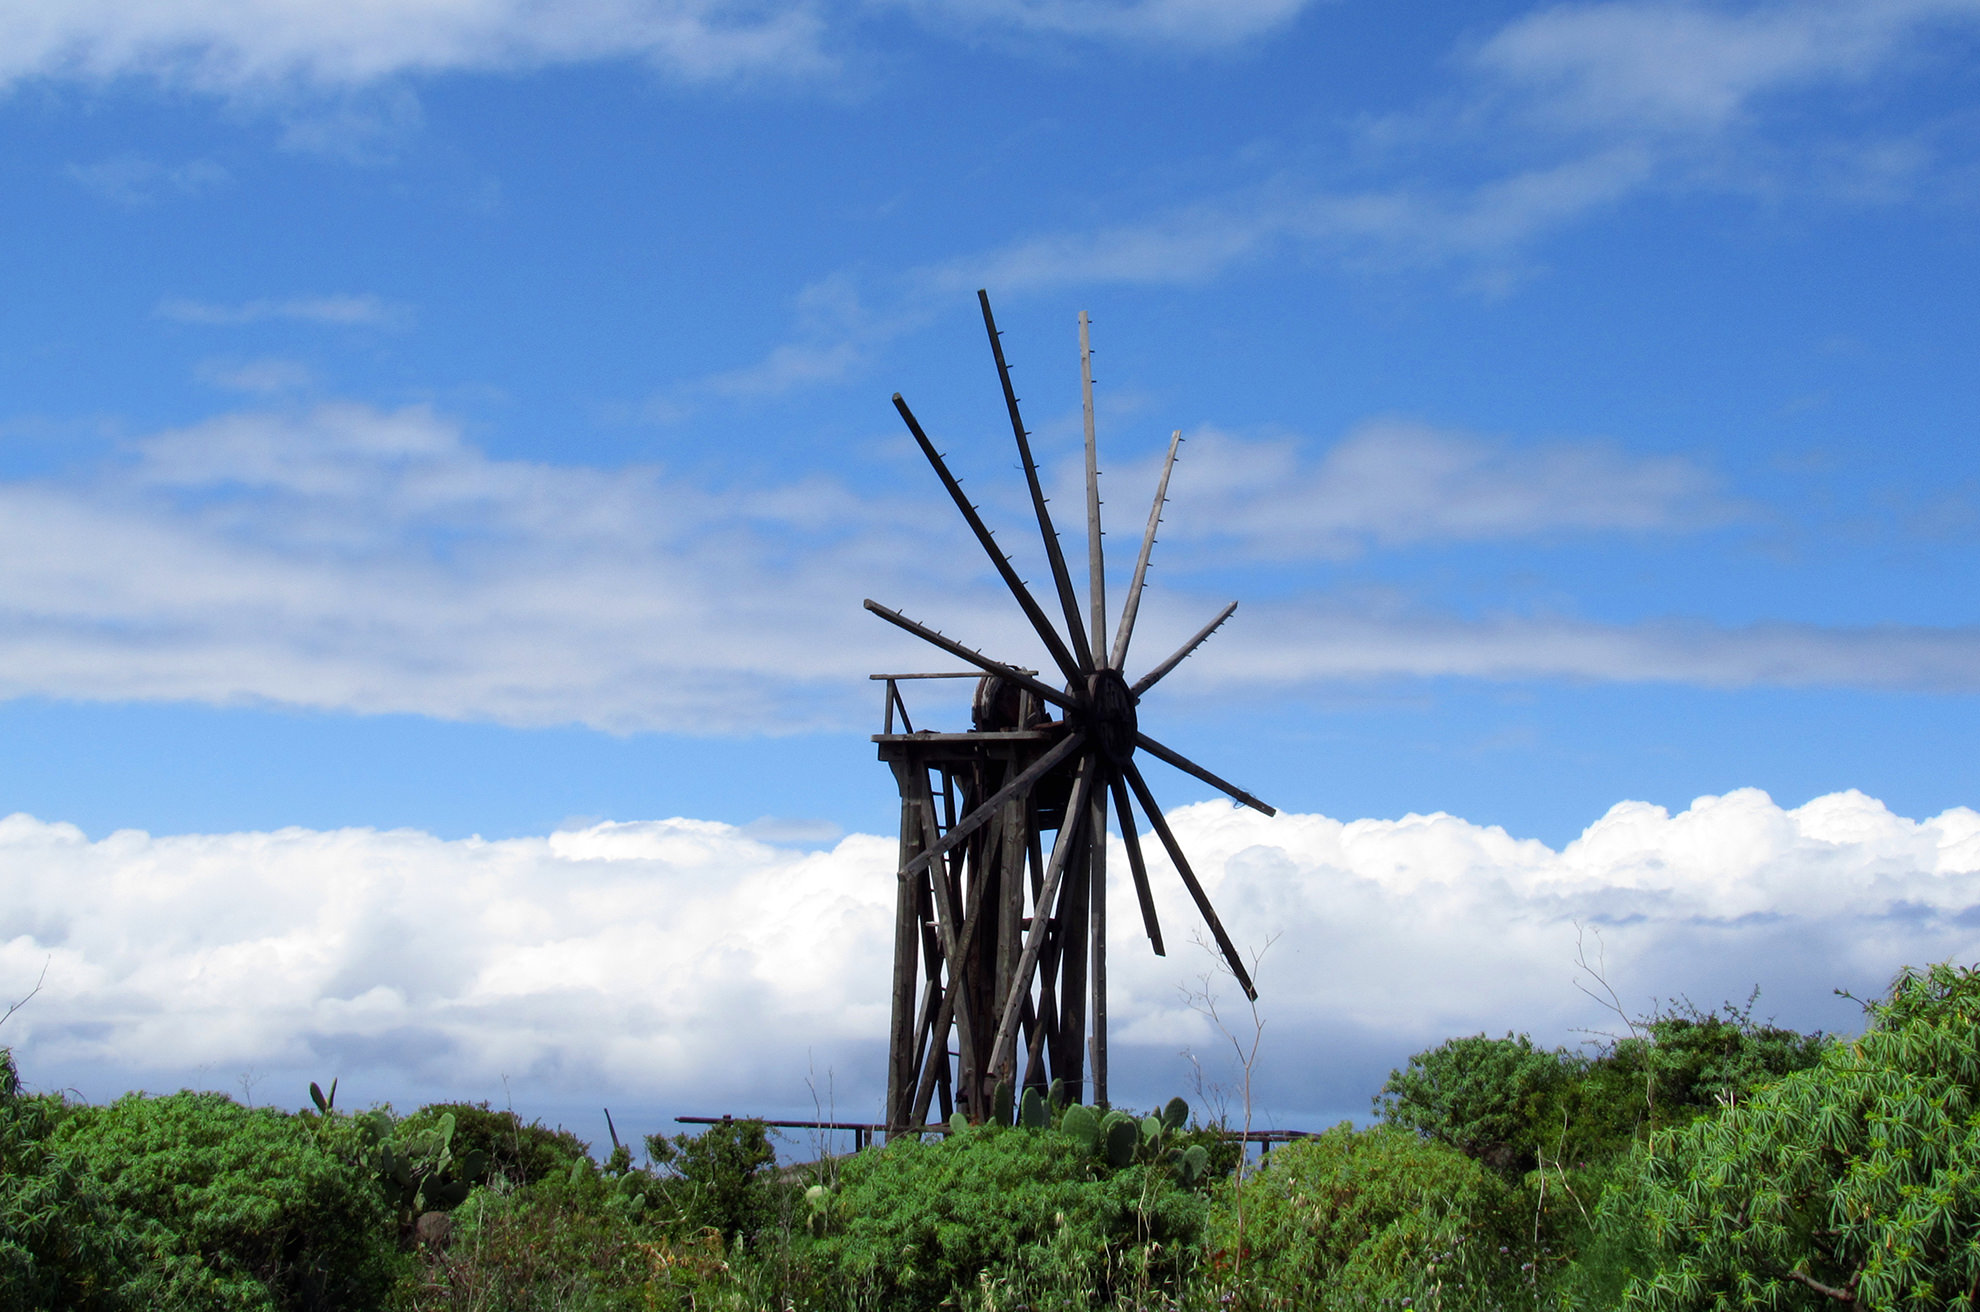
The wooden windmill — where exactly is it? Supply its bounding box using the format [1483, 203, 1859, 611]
[869, 291, 1275, 1132]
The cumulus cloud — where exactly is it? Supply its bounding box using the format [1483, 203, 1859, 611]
[0, 789, 1972, 1122]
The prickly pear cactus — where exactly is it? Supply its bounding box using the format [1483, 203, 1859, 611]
[991, 1080, 1015, 1127]
[1162, 1096, 1189, 1131]
[1060, 1103, 1101, 1150]
[1103, 1114, 1139, 1168]
[1018, 1086, 1049, 1129]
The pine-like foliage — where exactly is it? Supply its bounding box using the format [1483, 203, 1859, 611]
[1614, 962, 1980, 1310]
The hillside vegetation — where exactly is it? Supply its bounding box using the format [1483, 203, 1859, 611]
[5, 962, 1977, 1310]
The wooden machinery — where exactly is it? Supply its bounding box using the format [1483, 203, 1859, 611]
[868, 292, 1276, 1132]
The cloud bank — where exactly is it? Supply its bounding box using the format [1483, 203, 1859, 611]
[0, 400, 1970, 732]
[0, 789, 1974, 1124]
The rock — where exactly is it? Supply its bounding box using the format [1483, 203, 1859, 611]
[415, 1210, 454, 1248]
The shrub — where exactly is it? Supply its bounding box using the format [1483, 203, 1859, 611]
[397, 1169, 659, 1312]
[803, 1122, 1207, 1310]
[0, 1050, 137, 1311]
[55, 1089, 402, 1312]
[1377, 1032, 1575, 1175]
[645, 1119, 788, 1245]
[1608, 962, 1980, 1310]
[402, 1103, 590, 1190]
[1217, 1122, 1522, 1311]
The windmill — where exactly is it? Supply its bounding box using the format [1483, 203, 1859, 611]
[869, 291, 1275, 1133]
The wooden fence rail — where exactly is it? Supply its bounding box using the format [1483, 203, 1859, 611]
[675, 1114, 1318, 1155]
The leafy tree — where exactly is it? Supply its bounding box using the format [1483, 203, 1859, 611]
[1611, 962, 1980, 1310]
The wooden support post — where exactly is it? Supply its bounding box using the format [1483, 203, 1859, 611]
[885, 760, 927, 1134]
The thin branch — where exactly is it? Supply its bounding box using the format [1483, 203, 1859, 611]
[1784, 1269, 1858, 1304]
[1, 959, 49, 1030]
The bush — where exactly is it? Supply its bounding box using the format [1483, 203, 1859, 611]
[803, 1122, 1207, 1310]
[1217, 1123, 1522, 1311]
[0, 1050, 137, 1311]
[1376, 1032, 1575, 1175]
[55, 1090, 402, 1312]
[645, 1118, 787, 1245]
[397, 1168, 660, 1312]
[1608, 962, 1980, 1310]
[401, 1103, 590, 1190]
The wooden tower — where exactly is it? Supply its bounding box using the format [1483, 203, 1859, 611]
[869, 292, 1276, 1132]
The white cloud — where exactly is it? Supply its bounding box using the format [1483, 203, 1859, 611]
[194, 357, 316, 394]
[0, 789, 1972, 1120]
[65, 153, 230, 206]
[0, 0, 834, 92]
[1147, 419, 1731, 559]
[0, 0, 1321, 95]
[880, 0, 1309, 47]
[0, 401, 998, 733]
[1474, 0, 1980, 137]
[156, 294, 412, 328]
[1185, 602, 1980, 696]
[0, 398, 1962, 732]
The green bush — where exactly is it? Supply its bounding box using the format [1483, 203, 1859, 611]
[55, 1090, 402, 1312]
[398, 1169, 660, 1312]
[803, 1122, 1207, 1310]
[402, 1103, 590, 1190]
[1608, 962, 1980, 1311]
[0, 1050, 137, 1311]
[1377, 1032, 1575, 1175]
[645, 1118, 789, 1245]
[1217, 1123, 1522, 1311]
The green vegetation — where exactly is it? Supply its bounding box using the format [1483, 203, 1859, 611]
[6, 964, 1976, 1309]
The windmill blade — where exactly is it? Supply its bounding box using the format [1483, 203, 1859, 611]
[864, 600, 1074, 714]
[979, 290, 1091, 670]
[1079, 312, 1107, 666]
[1123, 761, 1257, 1001]
[1128, 601, 1238, 698]
[1109, 428, 1180, 672]
[990, 753, 1100, 1076]
[892, 394, 1086, 685]
[1108, 773, 1165, 955]
[896, 730, 1088, 882]
[1133, 731, 1276, 817]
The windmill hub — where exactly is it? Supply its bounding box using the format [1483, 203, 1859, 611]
[1083, 669, 1137, 766]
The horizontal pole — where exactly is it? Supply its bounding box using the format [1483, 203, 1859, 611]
[674, 1114, 1319, 1143]
[869, 671, 1035, 681]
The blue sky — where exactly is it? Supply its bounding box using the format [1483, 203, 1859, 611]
[2, 0, 1980, 1132]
